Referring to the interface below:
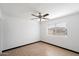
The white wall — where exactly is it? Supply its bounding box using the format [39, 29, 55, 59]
[0, 4, 41, 51]
[42, 12, 79, 52]
[3, 18, 40, 50]
[40, 21, 48, 40]
[0, 3, 42, 51]
[0, 9, 3, 52]
[0, 19, 3, 52]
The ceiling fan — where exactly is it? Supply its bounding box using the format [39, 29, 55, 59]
[32, 11, 49, 22]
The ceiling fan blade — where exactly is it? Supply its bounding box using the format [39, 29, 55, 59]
[32, 14, 38, 17]
[43, 14, 49, 17]
[31, 18, 39, 20]
[43, 18, 49, 19]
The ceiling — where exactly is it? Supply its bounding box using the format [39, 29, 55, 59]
[0, 3, 79, 19]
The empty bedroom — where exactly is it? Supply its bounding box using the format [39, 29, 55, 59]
[0, 3, 79, 56]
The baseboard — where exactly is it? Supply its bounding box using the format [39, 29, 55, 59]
[40, 41, 79, 54]
[2, 41, 40, 52]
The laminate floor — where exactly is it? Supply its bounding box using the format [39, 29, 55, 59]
[1, 42, 79, 56]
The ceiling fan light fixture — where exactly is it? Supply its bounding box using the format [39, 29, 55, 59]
[32, 11, 49, 22]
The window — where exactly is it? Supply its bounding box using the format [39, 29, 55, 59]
[48, 22, 67, 36]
